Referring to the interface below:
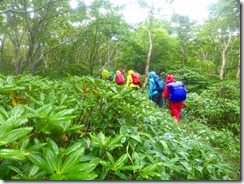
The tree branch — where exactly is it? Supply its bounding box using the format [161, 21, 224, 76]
[0, 0, 58, 14]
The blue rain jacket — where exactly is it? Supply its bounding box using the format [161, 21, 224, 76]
[148, 71, 158, 98]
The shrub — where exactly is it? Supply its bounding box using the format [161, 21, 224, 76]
[184, 80, 240, 135]
[0, 74, 240, 180]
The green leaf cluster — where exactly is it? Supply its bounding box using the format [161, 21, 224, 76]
[184, 79, 240, 134]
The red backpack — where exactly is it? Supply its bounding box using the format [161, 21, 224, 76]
[131, 73, 141, 85]
[115, 73, 125, 85]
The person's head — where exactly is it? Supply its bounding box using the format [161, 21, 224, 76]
[166, 74, 175, 83]
[120, 69, 125, 75]
[116, 70, 121, 74]
[128, 70, 134, 75]
[148, 71, 156, 79]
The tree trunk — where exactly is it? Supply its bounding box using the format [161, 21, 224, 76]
[140, 28, 152, 93]
[219, 32, 232, 80]
[182, 49, 187, 67]
[0, 37, 5, 68]
[236, 58, 240, 80]
[219, 50, 227, 80]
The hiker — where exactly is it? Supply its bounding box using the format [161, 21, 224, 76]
[119, 68, 125, 75]
[125, 70, 140, 89]
[148, 71, 163, 108]
[163, 74, 187, 125]
[101, 69, 114, 81]
[113, 70, 125, 85]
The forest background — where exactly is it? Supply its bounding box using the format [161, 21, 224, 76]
[0, 0, 240, 79]
[0, 0, 241, 181]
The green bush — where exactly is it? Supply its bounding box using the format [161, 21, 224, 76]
[165, 68, 213, 94]
[0, 74, 240, 180]
[184, 80, 240, 135]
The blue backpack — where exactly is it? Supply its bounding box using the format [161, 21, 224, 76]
[153, 75, 165, 93]
[168, 81, 187, 102]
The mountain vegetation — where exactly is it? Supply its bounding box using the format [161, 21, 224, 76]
[0, 0, 240, 180]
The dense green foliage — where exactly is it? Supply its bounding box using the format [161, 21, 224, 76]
[0, 74, 240, 180]
[0, 0, 240, 180]
[185, 80, 240, 134]
[0, 0, 240, 80]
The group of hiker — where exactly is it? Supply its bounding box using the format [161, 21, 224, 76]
[100, 69, 187, 125]
[100, 69, 140, 89]
[148, 71, 187, 125]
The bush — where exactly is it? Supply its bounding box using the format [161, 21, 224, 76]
[0, 74, 240, 180]
[165, 68, 213, 94]
[184, 80, 240, 135]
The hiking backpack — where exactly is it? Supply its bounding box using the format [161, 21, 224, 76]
[101, 70, 110, 80]
[115, 73, 125, 85]
[131, 73, 141, 85]
[168, 81, 187, 102]
[153, 75, 165, 93]
[107, 72, 115, 81]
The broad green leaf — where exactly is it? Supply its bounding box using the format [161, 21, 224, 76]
[98, 132, 106, 145]
[9, 116, 29, 127]
[132, 152, 141, 166]
[20, 138, 30, 150]
[61, 147, 85, 172]
[0, 86, 25, 92]
[89, 133, 103, 146]
[51, 109, 75, 119]
[113, 154, 128, 170]
[180, 161, 192, 172]
[139, 163, 163, 178]
[100, 160, 112, 167]
[64, 158, 100, 173]
[26, 95, 44, 106]
[118, 165, 141, 171]
[27, 143, 47, 152]
[0, 106, 9, 121]
[60, 94, 68, 105]
[43, 148, 59, 172]
[195, 165, 203, 174]
[140, 170, 161, 178]
[129, 134, 141, 143]
[105, 151, 115, 165]
[27, 153, 53, 174]
[11, 104, 25, 118]
[30, 171, 47, 180]
[107, 134, 123, 151]
[140, 163, 162, 173]
[0, 127, 33, 146]
[28, 165, 40, 178]
[63, 142, 83, 155]
[22, 105, 38, 116]
[110, 86, 118, 93]
[100, 167, 110, 180]
[0, 120, 14, 137]
[8, 165, 25, 178]
[46, 137, 59, 155]
[0, 149, 28, 160]
[163, 162, 183, 172]
[178, 151, 189, 160]
[6, 76, 15, 85]
[36, 104, 53, 117]
[114, 170, 130, 180]
[159, 140, 170, 153]
[49, 115, 76, 123]
[64, 172, 97, 180]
